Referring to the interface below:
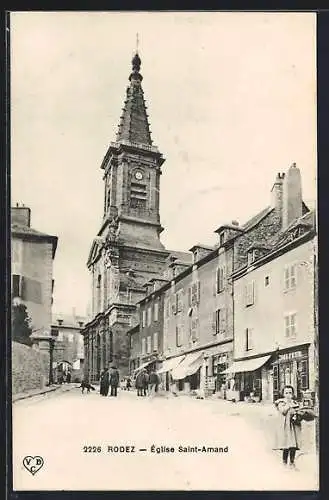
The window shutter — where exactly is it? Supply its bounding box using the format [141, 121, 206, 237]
[219, 309, 225, 334]
[188, 287, 192, 306]
[212, 311, 217, 334]
[153, 332, 158, 351]
[284, 266, 290, 290]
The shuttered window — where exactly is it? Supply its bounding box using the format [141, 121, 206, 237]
[245, 281, 255, 307]
[190, 281, 200, 306]
[284, 264, 297, 291]
[146, 336, 151, 354]
[216, 267, 225, 293]
[154, 302, 159, 322]
[147, 307, 152, 326]
[153, 332, 158, 351]
[284, 313, 297, 338]
[191, 316, 199, 342]
[214, 309, 225, 335]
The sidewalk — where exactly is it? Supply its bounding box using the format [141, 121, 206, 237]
[12, 383, 75, 403]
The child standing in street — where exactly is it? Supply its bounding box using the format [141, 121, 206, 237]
[273, 385, 302, 469]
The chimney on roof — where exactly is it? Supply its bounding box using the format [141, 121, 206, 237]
[271, 172, 285, 212]
[11, 205, 31, 227]
[282, 163, 303, 229]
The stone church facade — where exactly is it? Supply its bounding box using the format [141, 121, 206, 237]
[82, 53, 173, 381]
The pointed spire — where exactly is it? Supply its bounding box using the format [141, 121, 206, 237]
[116, 48, 154, 147]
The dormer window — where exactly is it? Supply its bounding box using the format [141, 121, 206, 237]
[57, 319, 63, 326]
[248, 249, 257, 266]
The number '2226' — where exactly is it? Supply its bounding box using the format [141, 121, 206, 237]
[83, 446, 102, 452]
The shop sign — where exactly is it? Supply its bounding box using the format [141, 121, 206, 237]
[205, 377, 215, 390]
[279, 350, 306, 362]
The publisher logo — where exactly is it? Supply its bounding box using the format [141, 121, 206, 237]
[23, 456, 44, 475]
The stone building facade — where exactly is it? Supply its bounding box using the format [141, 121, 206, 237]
[129, 164, 313, 399]
[51, 312, 86, 382]
[11, 205, 58, 351]
[230, 165, 316, 403]
[82, 53, 173, 381]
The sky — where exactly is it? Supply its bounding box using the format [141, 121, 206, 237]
[10, 11, 317, 317]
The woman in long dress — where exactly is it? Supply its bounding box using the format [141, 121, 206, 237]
[273, 385, 302, 468]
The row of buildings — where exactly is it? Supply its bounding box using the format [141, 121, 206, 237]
[81, 50, 317, 404]
[129, 164, 317, 403]
[11, 204, 85, 381]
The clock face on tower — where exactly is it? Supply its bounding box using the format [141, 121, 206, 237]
[134, 170, 143, 181]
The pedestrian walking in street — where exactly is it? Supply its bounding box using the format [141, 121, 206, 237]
[143, 369, 149, 396]
[109, 366, 120, 397]
[126, 377, 132, 391]
[66, 370, 71, 384]
[148, 369, 160, 397]
[100, 367, 110, 396]
[273, 385, 302, 469]
[135, 371, 142, 396]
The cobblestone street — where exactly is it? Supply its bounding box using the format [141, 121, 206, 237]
[13, 387, 318, 491]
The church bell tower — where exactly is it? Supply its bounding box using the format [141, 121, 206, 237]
[84, 50, 169, 379]
[100, 52, 166, 250]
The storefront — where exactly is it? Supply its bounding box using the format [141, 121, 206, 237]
[157, 355, 185, 391]
[171, 351, 204, 392]
[133, 354, 161, 378]
[212, 353, 230, 395]
[221, 354, 272, 402]
[206, 343, 233, 398]
[272, 345, 310, 401]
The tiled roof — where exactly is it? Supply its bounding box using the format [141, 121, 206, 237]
[167, 250, 193, 264]
[242, 206, 274, 231]
[272, 209, 315, 248]
[12, 223, 58, 258]
[11, 223, 55, 238]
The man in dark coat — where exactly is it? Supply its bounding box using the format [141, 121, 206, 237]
[135, 369, 146, 396]
[148, 369, 160, 397]
[143, 370, 149, 396]
[109, 366, 120, 396]
[100, 368, 110, 396]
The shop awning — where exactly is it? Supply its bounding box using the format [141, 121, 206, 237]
[157, 355, 185, 374]
[172, 351, 204, 380]
[220, 355, 271, 374]
[133, 360, 154, 374]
